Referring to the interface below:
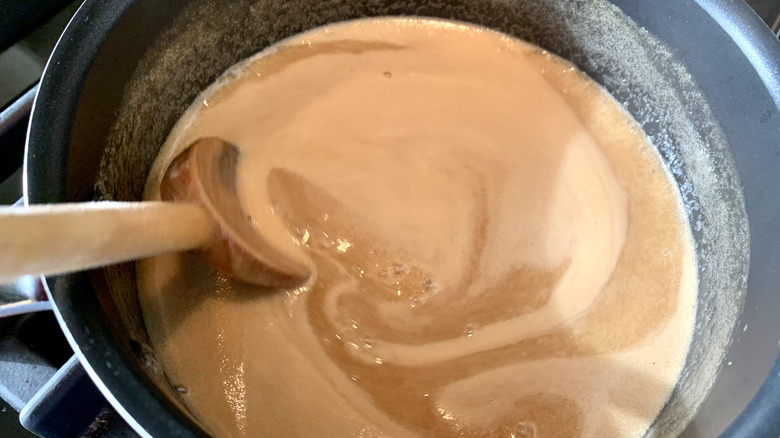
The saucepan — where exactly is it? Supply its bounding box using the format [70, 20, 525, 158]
[22, 0, 780, 436]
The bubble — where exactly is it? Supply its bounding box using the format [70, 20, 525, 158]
[174, 385, 189, 395]
[202, 99, 211, 107]
[436, 406, 455, 421]
[389, 262, 409, 275]
[292, 226, 310, 243]
[512, 422, 537, 438]
[464, 324, 476, 338]
[383, 71, 392, 78]
[421, 277, 440, 294]
[375, 357, 383, 365]
[336, 238, 353, 253]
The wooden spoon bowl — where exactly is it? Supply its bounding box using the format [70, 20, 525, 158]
[0, 137, 309, 287]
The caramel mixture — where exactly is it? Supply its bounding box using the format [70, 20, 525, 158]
[138, 18, 697, 438]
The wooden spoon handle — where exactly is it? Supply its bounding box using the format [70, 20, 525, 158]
[0, 201, 211, 283]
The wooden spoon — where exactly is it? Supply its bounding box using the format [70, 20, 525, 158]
[0, 137, 309, 287]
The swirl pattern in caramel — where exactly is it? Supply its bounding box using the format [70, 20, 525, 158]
[138, 18, 697, 438]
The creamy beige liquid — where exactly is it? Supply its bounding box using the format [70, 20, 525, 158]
[138, 18, 697, 438]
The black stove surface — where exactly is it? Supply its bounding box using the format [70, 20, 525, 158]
[0, 1, 777, 437]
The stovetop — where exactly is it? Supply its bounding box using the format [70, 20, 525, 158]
[1, 1, 76, 435]
[1, 2, 141, 437]
[0, 1, 778, 437]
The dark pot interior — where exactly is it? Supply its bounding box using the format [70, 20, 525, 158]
[25, 0, 780, 436]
